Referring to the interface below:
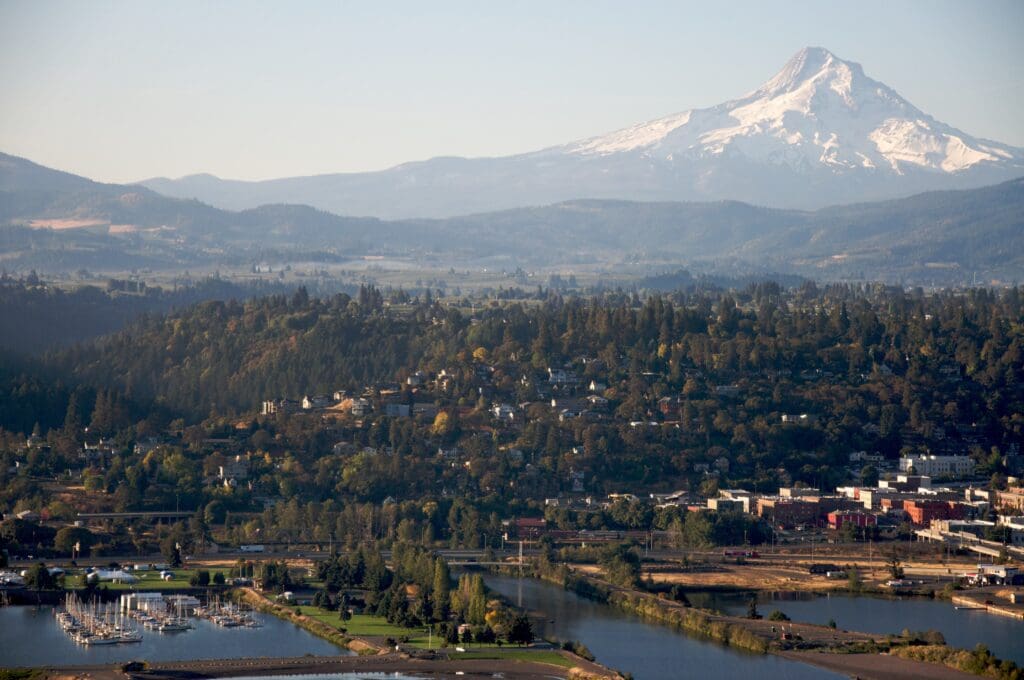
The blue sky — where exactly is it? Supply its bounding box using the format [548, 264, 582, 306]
[1, 0, 1021, 183]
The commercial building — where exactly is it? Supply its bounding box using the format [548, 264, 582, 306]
[899, 455, 975, 479]
[756, 497, 820, 528]
[903, 499, 967, 526]
[995, 487, 1024, 513]
[827, 510, 878, 530]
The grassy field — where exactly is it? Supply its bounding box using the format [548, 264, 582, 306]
[293, 606, 525, 651]
[293, 607, 433, 647]
[455, 650, 576, 668]
[70, 568, 231, 591]
[0, 670, 45, 680]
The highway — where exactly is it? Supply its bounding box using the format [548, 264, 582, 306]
[9, 542, 983, 577]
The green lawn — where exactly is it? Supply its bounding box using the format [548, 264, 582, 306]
[455, 650, 576, 668]
[294, 607, 432, 645]
[70, 568, 230, 591]
[294, 607, 514, 650]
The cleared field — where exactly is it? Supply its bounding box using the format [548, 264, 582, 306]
[28, 218, 108, 230]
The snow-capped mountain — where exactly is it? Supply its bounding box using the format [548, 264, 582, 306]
[141, 47, 1024, 218]
[563, 47, 1016, 174]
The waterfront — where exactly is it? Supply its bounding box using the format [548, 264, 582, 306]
[0, 605, 348, 667]
[691, 591, 1024, 666]
[481, 574, 843, 680]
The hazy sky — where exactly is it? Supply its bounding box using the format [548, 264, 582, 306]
[1, 0, 1022, 183]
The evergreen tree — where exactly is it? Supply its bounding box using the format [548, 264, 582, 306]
[432, 558, 451, 622]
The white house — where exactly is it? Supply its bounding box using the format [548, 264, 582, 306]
[492, 403, 516, 422]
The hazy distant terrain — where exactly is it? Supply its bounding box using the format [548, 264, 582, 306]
[2, 151, 1023, 285]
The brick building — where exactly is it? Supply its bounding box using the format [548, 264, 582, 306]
[903, 499, 967, 526]
[827, 510, 878, 530]
[757, 498, 820, 528]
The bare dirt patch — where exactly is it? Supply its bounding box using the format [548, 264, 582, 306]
[28, 218, 108, 230]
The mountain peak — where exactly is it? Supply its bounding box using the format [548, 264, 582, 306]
[757, 46, 863, 96]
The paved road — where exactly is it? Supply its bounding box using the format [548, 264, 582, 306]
[47, 651, 592, 680]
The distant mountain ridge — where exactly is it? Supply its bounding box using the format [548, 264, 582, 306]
[140, 47, 1024, 218]
[2, 150, 1023, 284]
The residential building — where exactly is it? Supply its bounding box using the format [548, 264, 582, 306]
[384, 403, 411, 417]
[492, 403, 516, 422]
[849, 450, 886, 466]
[714, 384, 741, 398]
[219, 455, 249, 482]
[302, 395, 332, 410]
[261, 399, 299, 415]
[350, 398, 372, 417]
[548, 367, 579, 386]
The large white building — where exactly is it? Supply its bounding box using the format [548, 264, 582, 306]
[899, 454, 975, 478]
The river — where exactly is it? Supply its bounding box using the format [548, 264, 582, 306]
[0, 606, 348, 667]
[689, 590, 1024, 666]
[481, 574, 844, 680]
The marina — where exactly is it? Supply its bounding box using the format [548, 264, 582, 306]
[51, 591, 267, 645]
[0, 602, 346, 668]
[57, 594, 143, 645]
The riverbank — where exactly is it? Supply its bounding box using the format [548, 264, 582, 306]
[234, 587, 380, 654]
[536, 566, 879, 654]
[537, 566, 1023, 679]
[952, 589, 1024, 621]
[634, 557, 953, 599]
[779, 650, 979, 680]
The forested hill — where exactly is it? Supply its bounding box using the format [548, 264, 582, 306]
[1, 284, 1022, 509]
[0, 276, 356, 355]
[48, 284, 1024, 429]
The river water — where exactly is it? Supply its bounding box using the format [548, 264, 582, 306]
[690, 590, 1024, 666]
[0, 606, 348, 667]
[481, 574, 844, 680]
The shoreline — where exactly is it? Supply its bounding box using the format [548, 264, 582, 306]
[951, 593, 1024, 621]
[777, 650, 979, 680]
[233, 587, 379, 655]
[523, 567, 1022, 679]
